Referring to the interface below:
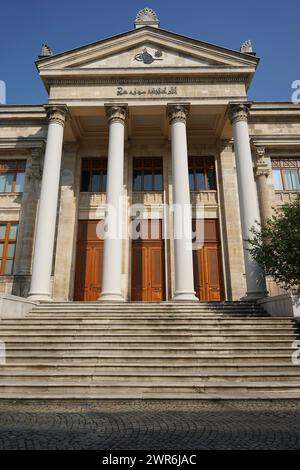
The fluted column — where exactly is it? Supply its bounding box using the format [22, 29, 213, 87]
[99, 105, 127, 301]
[228, 103, 267, 299]
[28, 105, 68, 301]
[167, 104, 197, 301]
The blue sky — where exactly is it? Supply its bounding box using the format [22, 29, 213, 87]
[0, 0, 299, 104]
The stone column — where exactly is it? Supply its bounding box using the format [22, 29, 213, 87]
[99, 105, 127, 301]
[167, 104, 197, 301]
[28, 105, 68, 301]
[254, 146, 275, 227]
[228, 103, 266, 299]
[53, 142, 78, 300]
[12, 148, 42, 297]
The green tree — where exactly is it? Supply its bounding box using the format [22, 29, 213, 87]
[248, 194, 300, 295]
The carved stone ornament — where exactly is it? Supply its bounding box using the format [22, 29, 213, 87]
[134, 47, 163, 64]
[167, 104, 189, 125]
[254, 146, 271, 177]
[240, 40, 253, 54]
[134, 8, 160, 28]
[39, 43, 53, 59]
[105, 105, 128, 124]
[228, 103, 251, 124]
[45, 105, 68, 127]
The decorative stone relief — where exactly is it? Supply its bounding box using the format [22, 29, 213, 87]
[134, 8, 160, 28]
[254, 146, 271, 177]
[240, 40, 253, 54]
[134, 47, 163, 64]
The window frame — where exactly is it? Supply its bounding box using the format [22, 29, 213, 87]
[0, 222, 18, 276]
[271, 158, 300, 192]
[133, 157, 164, 192]
[80, 158, 108, 193]
[188, 156, 216, 191]
[0, 160, 26, 194]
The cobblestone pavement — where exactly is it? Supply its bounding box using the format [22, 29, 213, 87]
[0, 400, 300, 450]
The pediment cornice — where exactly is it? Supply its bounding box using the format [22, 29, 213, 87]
[36, 27, 258, 72]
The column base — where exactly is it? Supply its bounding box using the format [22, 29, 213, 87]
[98, 292, 125, 302]
[173, 291, 198, 301]
[27, 292, 53, 302]
[241, 291, 268, 302]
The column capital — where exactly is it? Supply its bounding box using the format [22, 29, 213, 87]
[167, 103, 190, 125]
[44, 105, 68, 127]
[228, 102, 252, 125]
[105, 105, 128, 124]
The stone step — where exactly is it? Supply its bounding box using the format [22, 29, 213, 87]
[0, 332, 296, 340]
[1, 363, 298, 373]
[1, 339, 296, 348]
[3, 318, 292, 325]
[0, 325, 294, 332]
[30, 307, 267, 314]
[0, 391, 299, 399]
[3, 354, 294, 364]
[0, 381, 299, 395]
[3, 346, 296, 355]
[1, 372, 300, 384]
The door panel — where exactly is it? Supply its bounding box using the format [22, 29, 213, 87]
[193, 219, 224, 301]
[131, 220, 165, 301]
[149, 246, 165, 301]
[131, 245, 147, 301]
[74, 221, 103, 301]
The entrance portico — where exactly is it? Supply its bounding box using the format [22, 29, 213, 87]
[24, 8, 269, 302]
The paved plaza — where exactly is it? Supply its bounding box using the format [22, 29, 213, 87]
[0, 400, 300, 450]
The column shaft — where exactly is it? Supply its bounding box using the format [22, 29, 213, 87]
[28, 106, 67, 301]
[100, 105, 127, 301]
[229, 103, 266, 299]
[168, 104, 197, 301]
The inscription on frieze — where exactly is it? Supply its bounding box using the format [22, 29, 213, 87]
[116, 86, 177, 97]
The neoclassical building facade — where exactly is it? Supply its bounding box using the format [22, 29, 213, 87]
[0, 9, 299, 304]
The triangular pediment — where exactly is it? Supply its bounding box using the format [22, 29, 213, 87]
[37, 27, 259, 73]
[80, 42, 213, 69]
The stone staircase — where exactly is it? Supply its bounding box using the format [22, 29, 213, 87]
[0, 301, 300, 399]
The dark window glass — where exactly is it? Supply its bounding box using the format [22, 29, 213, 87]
[207, 169, 216, 190]
[80, 158, 107, 192]
[133, 158, 163, 192]
[144, 171, 152, 191]
[189, 157, 216, 191]
[133, 171, 142, 191]
[154, 171, 163, 191]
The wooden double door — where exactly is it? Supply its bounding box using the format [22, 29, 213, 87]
[74, 219, 223, 302]
[193, 219, 224, 301]
[74, 220, 103, 301]
[131, 220, 165, 301]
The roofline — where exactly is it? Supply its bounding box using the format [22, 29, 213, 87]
[35, 25, 259, 68]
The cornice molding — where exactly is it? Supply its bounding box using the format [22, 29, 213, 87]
[47, 76, 248, 87]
